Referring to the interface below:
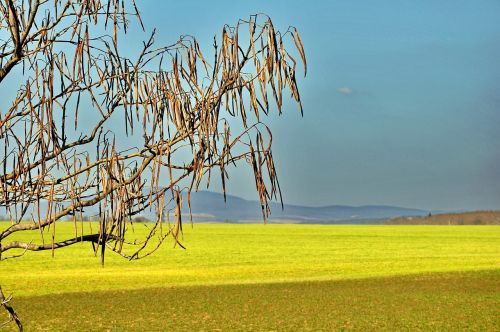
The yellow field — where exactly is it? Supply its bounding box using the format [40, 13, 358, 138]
[1, 223, 498, 297]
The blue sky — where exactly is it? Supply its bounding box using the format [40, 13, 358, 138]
[2, 1, 493, 211]
[134, 1, 500, 210]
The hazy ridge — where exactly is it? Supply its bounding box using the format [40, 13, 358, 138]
[162, 191, 430, 223]
[1, 190, 434, 224]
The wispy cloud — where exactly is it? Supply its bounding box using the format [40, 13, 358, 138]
[337, 87, 353, 95]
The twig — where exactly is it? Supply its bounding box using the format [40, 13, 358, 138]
[0, 286, 23, 332]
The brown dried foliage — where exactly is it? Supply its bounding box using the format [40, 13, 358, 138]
[0, 1, 306, 262]
[385, 210, 500, 225]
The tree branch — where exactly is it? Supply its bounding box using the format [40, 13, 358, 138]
[0, 286, 23, 332]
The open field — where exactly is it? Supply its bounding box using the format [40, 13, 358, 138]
[1, 223, 499, 330]
[4, 271, 499, 331]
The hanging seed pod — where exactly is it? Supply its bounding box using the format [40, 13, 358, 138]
[0, 7, 305, 267]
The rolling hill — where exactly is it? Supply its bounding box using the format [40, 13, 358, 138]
[1, 190, 431, 224]
[154, 190, 430, 223]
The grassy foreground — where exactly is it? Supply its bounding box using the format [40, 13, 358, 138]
[1, 223, 499, 330]
[7, 270, 500, 331]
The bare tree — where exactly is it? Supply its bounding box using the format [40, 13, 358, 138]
[0, 0, 305, 329]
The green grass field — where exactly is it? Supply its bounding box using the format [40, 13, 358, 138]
[1, 223, 499, 331]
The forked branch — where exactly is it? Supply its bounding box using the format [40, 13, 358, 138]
[0, 286, 23, 332]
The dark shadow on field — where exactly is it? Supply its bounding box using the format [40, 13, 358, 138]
[4, 270, 500, 331]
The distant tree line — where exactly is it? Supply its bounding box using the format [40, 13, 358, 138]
[385, 211, 500, 225]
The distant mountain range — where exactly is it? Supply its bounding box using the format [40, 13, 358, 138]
[140, 190, 431, 224]
[2, 190, 432, 224]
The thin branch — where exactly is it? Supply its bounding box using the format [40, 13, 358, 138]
[0, 286, 23, 332]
